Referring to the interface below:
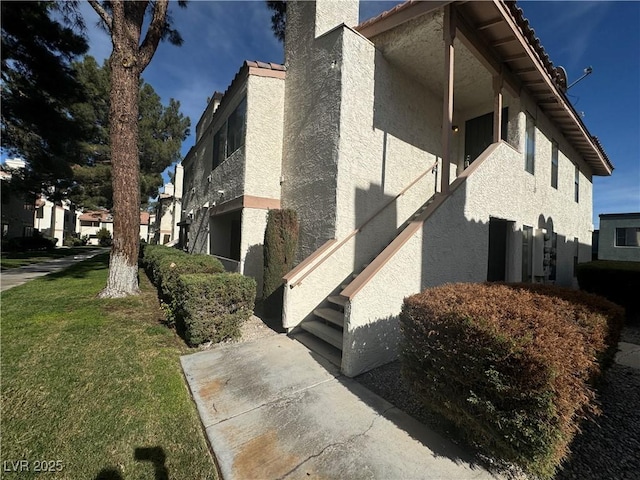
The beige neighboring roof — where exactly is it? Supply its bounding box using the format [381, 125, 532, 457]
[357, 0, 612, 176]
[79, 209, 149, 225]
[79, 210, 111, 222]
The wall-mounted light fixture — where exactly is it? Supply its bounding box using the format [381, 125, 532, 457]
[452, 125, 459, 132]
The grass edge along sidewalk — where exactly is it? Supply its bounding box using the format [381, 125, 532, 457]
[0, 246, 101, 270]
[0, 253, 217, 480]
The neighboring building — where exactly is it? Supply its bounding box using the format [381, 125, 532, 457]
[154, 163, 184, 246]
[1, 158, 36, 239]
[34, 196, 78, 245]
[78, 210, 150, 245]
[182, 1, 613, 377]
[598, 213, 640, 262]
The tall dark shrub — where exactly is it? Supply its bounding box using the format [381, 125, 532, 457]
[263, 209, 298, 317]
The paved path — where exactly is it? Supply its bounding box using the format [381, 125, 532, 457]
[0, 248, 106, 292]
[181, 335, 500, 480]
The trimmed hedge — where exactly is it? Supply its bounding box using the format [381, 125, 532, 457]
[6, 233, 56, 252]
[263, 209, 298, 316]
[174, 273, 256, 346]
[577, 260, 640, 317]
[140, 243, 255, 346]
[400, 283, 624, 479]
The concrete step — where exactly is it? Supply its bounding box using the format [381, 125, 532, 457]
[291, 331, 342, 367]
[327, 295, 347, 308]
[301, 320, 343, 350]
[314, 307, 344, 328]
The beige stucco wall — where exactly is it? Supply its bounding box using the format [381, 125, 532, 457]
[343, 125, 595, 376]
[244, 75, 284, 200]
[282, 15, 444, 332]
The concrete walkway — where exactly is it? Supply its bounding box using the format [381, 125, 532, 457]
[181, 335, 499, 480]
[616, 342, 640, 369]
[0, 248, 106, 292]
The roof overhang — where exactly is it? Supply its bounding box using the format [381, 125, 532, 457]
[357, 0, 613, 176]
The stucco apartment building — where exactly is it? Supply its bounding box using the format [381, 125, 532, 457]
[79, 210, 151, 245]
[34, 196, 78, 245]
[154, 163, 184, 246]
[182, 0, 613, 376]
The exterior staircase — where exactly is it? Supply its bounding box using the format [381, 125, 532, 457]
[293, 194, 437, 366]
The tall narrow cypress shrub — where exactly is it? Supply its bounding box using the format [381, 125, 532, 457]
[263, 209, 298, 317]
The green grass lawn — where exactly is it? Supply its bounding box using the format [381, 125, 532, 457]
[0, 246, 100, 270]
[0, 254, 217, 479]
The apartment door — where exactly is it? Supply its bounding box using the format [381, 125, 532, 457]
[487, 218, 508, 282]
[464, 108, 509, 165]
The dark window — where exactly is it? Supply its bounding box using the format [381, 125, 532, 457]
[574, 164, 579, 202]
[213, 126, 227, 170]
[525, 114, 535, 174]
[551, 141, 559, 189]
[211, 97, 246, 171]
[226, 97, 246, 156]
[36, 207, 44, 219]
[616, 227, 640, 247]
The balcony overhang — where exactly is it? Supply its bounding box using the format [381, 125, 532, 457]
[357, 0, 613, 176]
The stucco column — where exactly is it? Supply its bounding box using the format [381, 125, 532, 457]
[493, 73, 503, 143]
[440, 5, 456, 194]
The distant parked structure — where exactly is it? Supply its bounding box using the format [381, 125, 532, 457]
[598, 213, 640, 262]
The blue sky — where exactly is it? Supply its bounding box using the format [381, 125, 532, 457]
[70, 1, 640, 225]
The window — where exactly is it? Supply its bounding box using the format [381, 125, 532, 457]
[551, 141, 559, 189]
[525, 113, 535, 174]
[226, 97, 246, 155]
[36, 207, 44, 219]
[574, 164, 579, 202]
[522, 226, 533, 282]
[212, 126, 227, 170]
[615, 227, 640, 247]
[23, 226, 34, 237]
[212, 97, 246, 171]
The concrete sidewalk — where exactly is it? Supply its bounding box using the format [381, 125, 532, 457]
[181, 335, 499, 480]
[0, 248, 106, 292]
[616, 342, 640, 369]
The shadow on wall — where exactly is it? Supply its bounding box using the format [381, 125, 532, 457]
[354, 183, 396, 272]
[373, 49, 440, 157]
[345, 174, 592, 377]
[244, 243, 264, 296]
